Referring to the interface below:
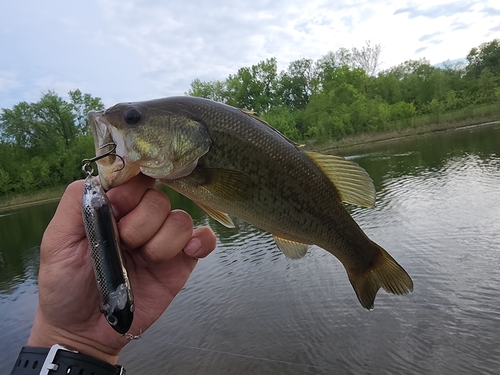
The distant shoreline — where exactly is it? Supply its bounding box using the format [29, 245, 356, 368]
[1, 117, 499, 212]
[0, 187, 66, 212]
[311, 116, 500, 153]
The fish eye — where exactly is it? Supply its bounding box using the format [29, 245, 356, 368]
[124, 107, 141, 125]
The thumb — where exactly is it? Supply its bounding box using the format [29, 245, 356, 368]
[41, 180, 86, 259]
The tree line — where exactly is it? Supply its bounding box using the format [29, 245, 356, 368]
[188, 39, 500, 141]
[1, 39, 499, 197]
[0, 90, 104, 195]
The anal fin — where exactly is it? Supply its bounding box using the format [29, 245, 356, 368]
[273, 235, 308, 259]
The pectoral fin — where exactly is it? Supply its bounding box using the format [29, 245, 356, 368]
[305, 151, 376, 208]
[197, 202, 235, 228]
[272, 235, 309, 259]
[201, 168, 254, 202]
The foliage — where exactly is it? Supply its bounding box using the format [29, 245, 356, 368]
[187, 39, 500, 142]
[0, 91, 103, 196]
[466, 39, 500, 78]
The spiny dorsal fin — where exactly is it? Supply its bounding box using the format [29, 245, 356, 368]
[305, 151, 376, 208]
[196, 202, 235, 228]
[241, 109, 270, 125]
[240, 109, 305, 148]
[272, 235, 309, 259]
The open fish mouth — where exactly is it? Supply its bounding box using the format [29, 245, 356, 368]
[88, 111, 104, 141]
[88, 110, 112, 156]
[87, 110, 138, 190]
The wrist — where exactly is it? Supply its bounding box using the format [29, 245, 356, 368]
[28, 312, 120, 365]
[10, 345, 124, 375]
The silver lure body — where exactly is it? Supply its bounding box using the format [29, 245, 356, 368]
[82, 176, 134, 334]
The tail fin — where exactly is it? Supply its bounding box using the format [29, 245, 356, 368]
[347, 242, 413, 310]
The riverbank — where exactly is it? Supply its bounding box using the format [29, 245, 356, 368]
[1, 114, 499, 211]
[0, 185, 66, 212]
[310, 110, 500, 153]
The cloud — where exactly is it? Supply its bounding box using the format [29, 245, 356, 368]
[419, 32, 443, 42]
[489, 24, 500, 32]
[451, 22, 470, 31]
[394, 2, 476, 19]
[1, 0, 498, 109]
[92, 0, 381, 100]
[415, 46, 428, 54]
[482, 6, 500, 16]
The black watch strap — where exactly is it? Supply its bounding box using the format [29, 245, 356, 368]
[10, 345, 125, 375]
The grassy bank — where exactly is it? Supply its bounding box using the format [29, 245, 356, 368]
[0, 184, 67, 212]
[311, 103, 500, 152]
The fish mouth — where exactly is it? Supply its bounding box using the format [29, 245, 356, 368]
[87, 110, 138, 190]
[88, 110, 109, 154]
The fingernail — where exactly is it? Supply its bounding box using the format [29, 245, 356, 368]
[110, 204, 120, 219]
[183, 238, 201, 257]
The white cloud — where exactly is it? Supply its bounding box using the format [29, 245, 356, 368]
[0, 0, 499, 108]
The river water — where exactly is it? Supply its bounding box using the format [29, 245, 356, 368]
[1, 123, 499, 374]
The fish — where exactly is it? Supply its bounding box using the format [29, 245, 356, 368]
[82, 175, 134, 333]
[88, 96, 413, 309]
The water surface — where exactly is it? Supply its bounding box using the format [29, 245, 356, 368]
[1, 124, 499, 374]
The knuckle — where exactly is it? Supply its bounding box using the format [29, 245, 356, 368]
[66, 180, 84, 196]
[143, 189, 171, 212]
[168, 210, 194, 234]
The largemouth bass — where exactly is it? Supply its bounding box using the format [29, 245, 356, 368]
[88, 96, 413, 309]
[82, 175, 134, 333]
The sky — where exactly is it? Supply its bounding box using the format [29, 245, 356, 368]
[1, 0, 499, 109]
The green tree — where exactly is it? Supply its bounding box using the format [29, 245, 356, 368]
[278, 58, 316, 111]
[187, 78, 227, 102]
[262, 106, 299, 140]
[0, 90, 104, 151]
[184, 38, 500, 144]
[428, 98, 444, 123]
[226, 58, 279, 113]
[477, 67, 498, 103]
[0, 167, 10, 195]
[0, 90, 104, 195]
[37, 91, 78, 147]
[225, 67, 254, 110]
[466, 39, 500, 78]
[69, 89, 105, 135]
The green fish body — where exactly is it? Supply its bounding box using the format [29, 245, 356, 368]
[89, 96, 413, 309]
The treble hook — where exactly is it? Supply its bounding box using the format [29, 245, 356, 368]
[81, 142, 126, 177]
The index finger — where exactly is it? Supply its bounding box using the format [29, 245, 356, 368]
[106, 173, 155, 220]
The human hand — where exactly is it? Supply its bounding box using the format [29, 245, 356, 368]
[27, 174, 217, 364]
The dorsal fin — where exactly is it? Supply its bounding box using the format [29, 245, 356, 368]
[241, 109, 305, 148]
[305, 151, 376, 208]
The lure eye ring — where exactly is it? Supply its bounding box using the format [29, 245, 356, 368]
[106, 314, 118, 326]
[124, 107, 142, 125]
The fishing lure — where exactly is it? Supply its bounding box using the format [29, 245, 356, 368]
[81, 146, 134, 335]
